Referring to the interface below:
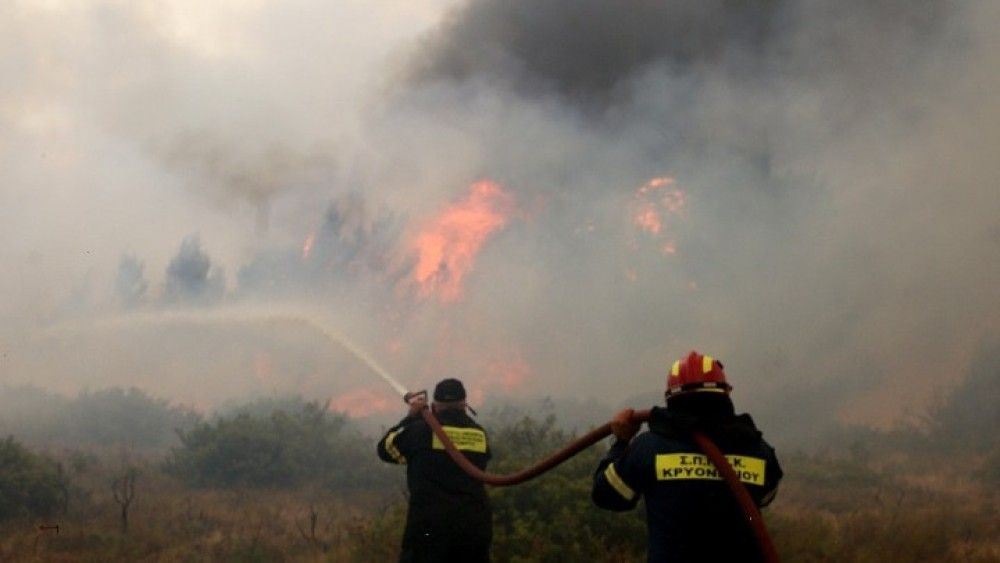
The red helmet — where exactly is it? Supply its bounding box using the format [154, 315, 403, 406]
[666, 351, 731, 398]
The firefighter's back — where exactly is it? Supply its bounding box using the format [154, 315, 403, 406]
[636, 407, 780, 562]
[401, 408, 492, 562]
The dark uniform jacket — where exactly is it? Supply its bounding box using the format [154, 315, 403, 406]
[592, 403, 782, 563]
[377, 408, 492, 562]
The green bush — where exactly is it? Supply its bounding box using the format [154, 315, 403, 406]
[486, 413, 647, 562]
[0, 436, 69, 521]
[166, 400, 390, 489]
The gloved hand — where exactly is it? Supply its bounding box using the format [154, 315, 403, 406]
[407, 395, 428, 417]
[610, 408, 640, 442]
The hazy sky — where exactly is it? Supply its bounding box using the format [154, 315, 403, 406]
[2, 0, 997, 437]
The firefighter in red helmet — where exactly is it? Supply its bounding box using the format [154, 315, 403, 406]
[592, 351, 783, 562]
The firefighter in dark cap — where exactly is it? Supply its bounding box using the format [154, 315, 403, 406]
[592, 351, 783, 563]
[377, 378, 492, 562]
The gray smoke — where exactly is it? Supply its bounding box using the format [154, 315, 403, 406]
[411, 0, 780, 106]
[236, 193, 407, 298]
[385, 0, 999, 438]
[115, 254, 148, 307]
[156, 133, 339, 233]
[1, 0, 996, 442]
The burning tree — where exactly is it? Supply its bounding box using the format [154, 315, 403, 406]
[409, 179, 516, 301]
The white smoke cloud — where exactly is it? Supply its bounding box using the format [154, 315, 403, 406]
[1, 0, 997, 442]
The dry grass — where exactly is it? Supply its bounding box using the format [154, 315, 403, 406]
[0, 463, 406, 563]
[1, 446, 997, 562]
[767, 449, 1000, 563]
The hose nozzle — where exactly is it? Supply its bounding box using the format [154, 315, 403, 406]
[403, 390, 427, 404]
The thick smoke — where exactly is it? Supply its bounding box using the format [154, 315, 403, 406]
[1, 0, 997, 442]
[156, 134, 339, 233]
[115, 254, 148, 307]
[411, 0, 781, 105]
[391, 0, 1000, 436]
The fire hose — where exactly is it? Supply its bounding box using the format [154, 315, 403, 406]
[413, 400, 779, 563]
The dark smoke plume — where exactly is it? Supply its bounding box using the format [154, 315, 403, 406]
[410, 0, 947, 110]
[409, 0, 778, 105]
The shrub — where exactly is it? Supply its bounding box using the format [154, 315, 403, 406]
[486, 412, 647, 562]
[166, 400, 390, 489]
[0, 436, 69, 521]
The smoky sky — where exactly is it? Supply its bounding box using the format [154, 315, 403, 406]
[411, 0, 783, 105]
[115, 253, 148, 307]
[1, 0, 997, 441]
[386, 0, 999, 433]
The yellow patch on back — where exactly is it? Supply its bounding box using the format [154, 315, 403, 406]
[655, 453, 765, 486]
[432, 426, 488, 453]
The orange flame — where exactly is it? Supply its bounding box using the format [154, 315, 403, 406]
[411, 180, 515, 301]
[634, 208, 662, 234]
[638, 176, 675, 194]
[302, 231, 316, 260]
[631, 176, 686, 255]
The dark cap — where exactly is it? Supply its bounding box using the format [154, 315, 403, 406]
[433, 378, 466, 402]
